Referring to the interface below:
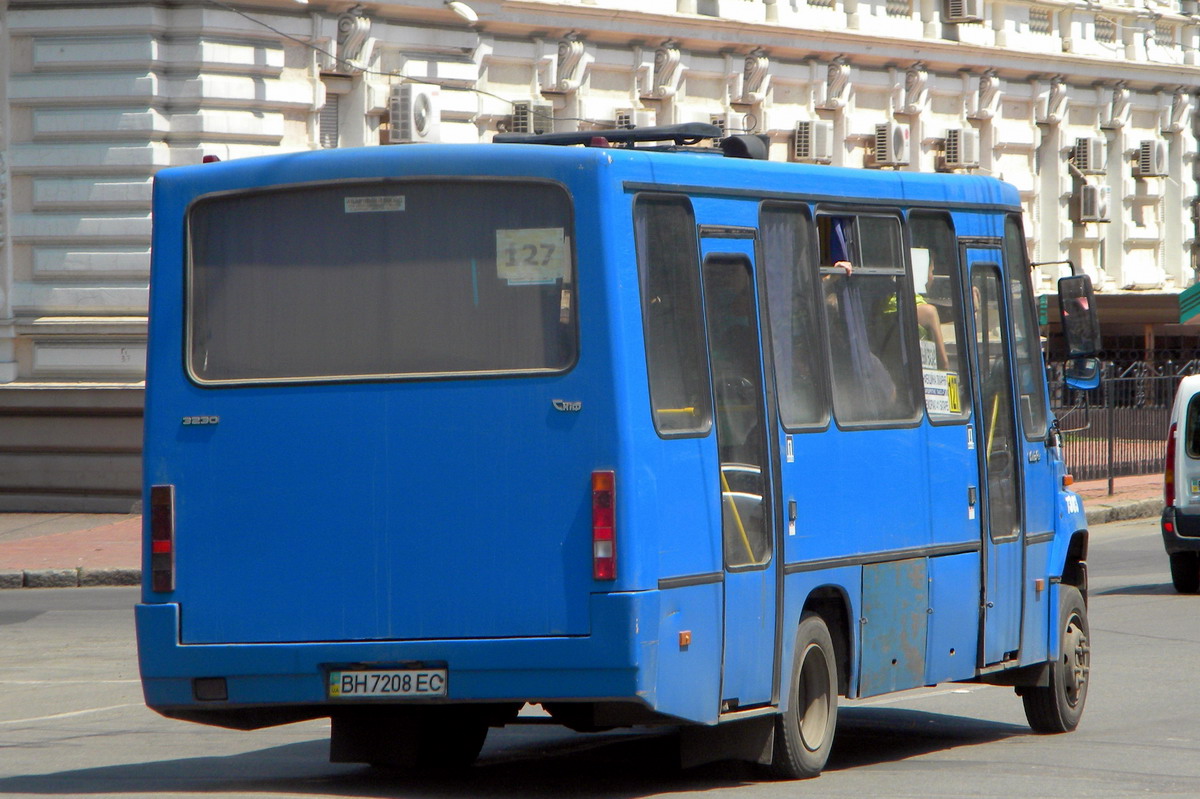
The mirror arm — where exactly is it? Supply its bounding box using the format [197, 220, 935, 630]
[1031, 258, 1077, 276]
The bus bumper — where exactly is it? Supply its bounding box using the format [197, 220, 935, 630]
[135, 590, 701, 727]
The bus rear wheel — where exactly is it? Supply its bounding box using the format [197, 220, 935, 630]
[767, 613, 838, 779]
[1169, 552, 1200, 593]
[1021, 585, 1089, 733]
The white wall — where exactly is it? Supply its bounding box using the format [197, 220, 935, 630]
[1, 0, 1198, 384]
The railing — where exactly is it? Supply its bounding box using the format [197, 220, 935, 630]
[1049, 361, 1199, 489]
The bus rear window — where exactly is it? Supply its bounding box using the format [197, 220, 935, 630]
[187, 180, 576, 383]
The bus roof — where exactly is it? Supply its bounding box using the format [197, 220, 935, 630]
[156, 140, 1020, 212]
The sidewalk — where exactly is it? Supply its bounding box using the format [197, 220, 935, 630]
[0, 475, 1166, 588]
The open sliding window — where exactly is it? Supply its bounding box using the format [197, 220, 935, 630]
[187, 179, 577, 383]
[816, 212, 921, 426]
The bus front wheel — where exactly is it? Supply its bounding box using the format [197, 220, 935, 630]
[1021, 585, 1090, 733]
[768, 613, 839, 779]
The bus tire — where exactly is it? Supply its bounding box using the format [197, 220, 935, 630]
[1169, 552, 1200, 594]
[768, 613, 838, 779]
[1021, 585, 1089, 733]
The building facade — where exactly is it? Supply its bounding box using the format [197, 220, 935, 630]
[1, 0, 1199, 509]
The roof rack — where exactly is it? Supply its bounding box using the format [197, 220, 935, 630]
[493, 122, 723, 147]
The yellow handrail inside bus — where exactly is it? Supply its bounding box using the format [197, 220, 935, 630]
[657, 407, 696, 415]
[720, 469, 756, 562]
[987, 394, 999, 459]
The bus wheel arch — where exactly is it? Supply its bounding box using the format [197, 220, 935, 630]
[800, 587, 853, 696]
[1060, 530, 1089, 600]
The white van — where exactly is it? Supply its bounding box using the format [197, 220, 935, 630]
[1163, 374, 1200, 593]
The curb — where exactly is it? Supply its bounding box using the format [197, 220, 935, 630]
[0, 499, 1164, 589]
[0, 567, 140, 589]
[1084, 498, 1163, 527]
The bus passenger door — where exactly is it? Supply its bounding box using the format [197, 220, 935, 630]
[966, 254, 1023, 666]
[700, 237, 778, 711]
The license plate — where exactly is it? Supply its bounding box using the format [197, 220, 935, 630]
[328, 668, 447, 699]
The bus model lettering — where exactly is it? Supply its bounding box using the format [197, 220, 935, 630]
[138, 126, 1103, 779]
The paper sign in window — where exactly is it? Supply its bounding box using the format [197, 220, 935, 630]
[924, 370, 961, 414]
[497, 228, 569, 284]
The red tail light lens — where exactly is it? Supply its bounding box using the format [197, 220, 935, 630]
[1166, 423, 1177, 508]
[592, 471, 615, 581]
[150, 485, 176, 592]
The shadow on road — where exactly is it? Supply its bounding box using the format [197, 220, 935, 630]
[0, 707, 1029, 797]
[1092, 582, 1176, 596]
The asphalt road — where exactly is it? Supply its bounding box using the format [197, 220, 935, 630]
[1, 516, 1197, 798]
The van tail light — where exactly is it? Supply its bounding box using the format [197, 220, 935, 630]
[1166, 423, 1177, 508]
[150, 485, 176, 592]
[592, 471, 616, 581]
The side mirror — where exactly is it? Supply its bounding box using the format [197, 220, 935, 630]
[1064, 357, 1101, 391]
[1057, 274, 1101, 359]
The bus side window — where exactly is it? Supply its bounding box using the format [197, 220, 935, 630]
[908, 212, 971, 421]
[634, 196, 713, 436]
[761, 203, 828, 428]
[1003, 214, 1049, 440]
[818, 213, 920, 425]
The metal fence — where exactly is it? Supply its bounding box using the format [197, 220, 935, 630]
[1049, 361, 1200, 487]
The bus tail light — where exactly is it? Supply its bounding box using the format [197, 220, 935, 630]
[592, 471, 615, 580]
[1166, 423, 1177, 508]
[150, 485, 176, 592]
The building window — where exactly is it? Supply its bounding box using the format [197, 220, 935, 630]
[1156, 21, 1175, 47]
[1029, 7, 1052, 35]
[318, 93, 340, 149]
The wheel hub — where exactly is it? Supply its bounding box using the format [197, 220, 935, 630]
[1062, 613, 1089, 706]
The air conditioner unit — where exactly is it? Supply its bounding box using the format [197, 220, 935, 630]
[615, 108, 656, 129]
[942, 128, 980, 169]
[1073, 183, 1111, 223]
[510, 101, 554, 135]
[1072, 137, 1106, 174]
[874, 121, 910, 167]
[1133, 139, 1167, 178]
[792, 120, 835, 163]
[389, 83, 441, 144]
[944, 0, 984, 23]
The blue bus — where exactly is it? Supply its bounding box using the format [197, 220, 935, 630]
[136, 124, 1099, 778]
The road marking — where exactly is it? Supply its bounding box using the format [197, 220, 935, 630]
[0, 679, 140, 685]
[850, 685, 983, 707]
[0, 703, 141, 725]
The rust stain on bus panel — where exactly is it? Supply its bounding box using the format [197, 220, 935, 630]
[859, 558, 930, 698]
